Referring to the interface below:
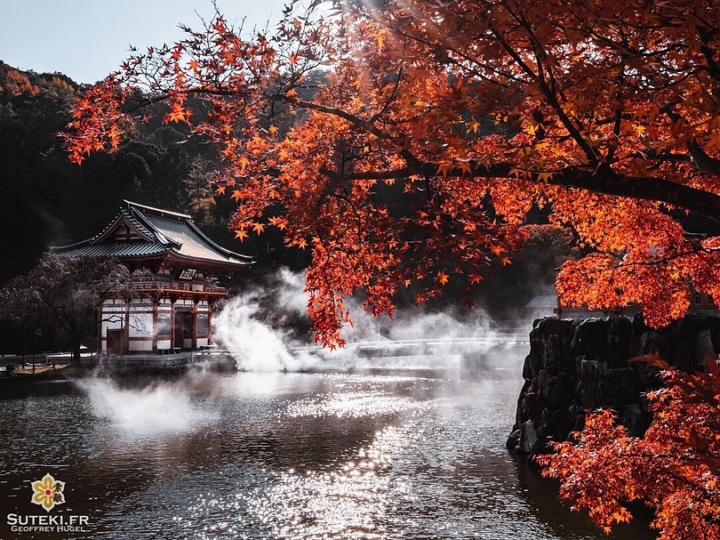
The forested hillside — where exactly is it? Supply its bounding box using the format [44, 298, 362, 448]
[0, 61, 267, 286]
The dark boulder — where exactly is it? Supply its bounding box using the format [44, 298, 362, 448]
[599, 368, 639, 410]
[507, 313, 720, 454]
[571, 319, 609, 364]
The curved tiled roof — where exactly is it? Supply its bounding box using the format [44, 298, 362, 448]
[51, 241, 168, 259]
[50, 201, 253, 268]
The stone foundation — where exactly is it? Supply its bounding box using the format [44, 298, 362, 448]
[506, 313, 720, 454]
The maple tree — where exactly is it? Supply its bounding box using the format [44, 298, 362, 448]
[536, 356, 720, 539]
[63, 0, 720, 346]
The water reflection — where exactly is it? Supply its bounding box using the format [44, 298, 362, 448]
[0, 353, 655, 539]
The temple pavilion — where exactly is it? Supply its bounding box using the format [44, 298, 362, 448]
[50, 200, 253, 355]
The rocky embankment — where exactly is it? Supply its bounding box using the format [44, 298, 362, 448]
[507, 313, 720, 454]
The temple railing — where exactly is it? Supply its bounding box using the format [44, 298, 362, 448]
[128, 277, 228, 296]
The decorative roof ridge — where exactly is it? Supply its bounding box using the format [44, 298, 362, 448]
[126, 206, 181, 248]
[131, 200, 253, 263]
[50, 200, 254, 267]
[117, 208, 159, 243]
[124, 200, 191, 220]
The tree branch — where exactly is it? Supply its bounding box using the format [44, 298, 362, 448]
[688, 141, 720, 177]
[319, 160, 720, 223]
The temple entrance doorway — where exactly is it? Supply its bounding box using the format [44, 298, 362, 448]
[173, 310, 193, 350]
[107, 329, 124, 355]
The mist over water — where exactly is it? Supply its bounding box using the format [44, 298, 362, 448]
[211, 291, 300, 371]
[213, 268, 529, 372]
[78, 377, 219, 436]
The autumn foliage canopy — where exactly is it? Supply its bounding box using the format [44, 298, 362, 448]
[63, 0, 720, 346]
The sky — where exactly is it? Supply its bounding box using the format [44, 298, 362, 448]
[0, 0, 292, 84]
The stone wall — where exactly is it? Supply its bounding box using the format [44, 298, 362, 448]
[506, 313, 720, 454]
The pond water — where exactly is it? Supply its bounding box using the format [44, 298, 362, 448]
[0, 346, 655, 539]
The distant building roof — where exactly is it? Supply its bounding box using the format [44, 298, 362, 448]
[50, 200, 253, 268]
[525, 294, 558, 309]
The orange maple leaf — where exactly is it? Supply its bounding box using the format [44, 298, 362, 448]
[237, 155, 250, 173]
[164, 102, 191, 124]
[268, 217, 288, 231]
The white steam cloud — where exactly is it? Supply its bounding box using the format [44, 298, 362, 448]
[79, 378, 219, 436]
[212, 268, 531, 372]
[211, 269, 318, 371]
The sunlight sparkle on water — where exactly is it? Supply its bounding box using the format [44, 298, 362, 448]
[172, 378, 427, 539]
[238, 425, 417, 539]
[287, 391, 427, 419]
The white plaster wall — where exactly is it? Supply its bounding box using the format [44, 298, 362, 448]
[128, 313, 153, 337]
[129, 341, 153, 352]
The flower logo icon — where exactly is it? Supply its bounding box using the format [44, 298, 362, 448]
[30, 473, 65, 512]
